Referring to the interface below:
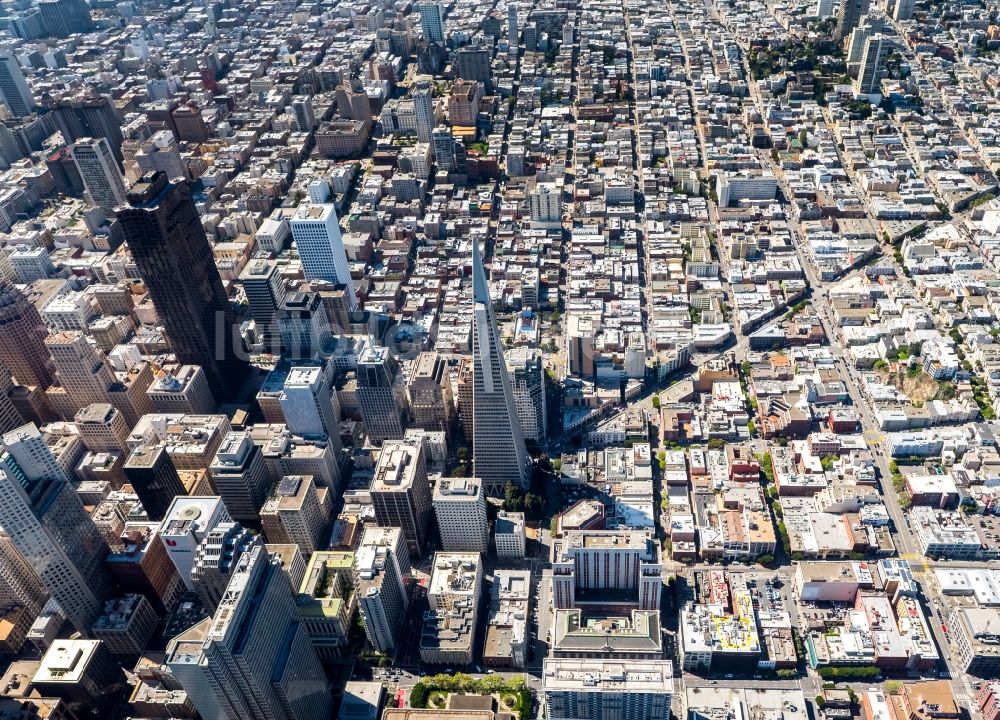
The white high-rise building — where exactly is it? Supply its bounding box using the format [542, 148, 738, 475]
[289, 203, 357, 309]
[418, 2, 445, 42]
[892, 0, 914, 20]
[495, 511, 526, 559]
[0, 424, 111, 633]
[279, 365, 341, 441]
[507, 3, 518, 42]
[167, 544, 331, 720]
[412, 81, 435, 143]
[0, 52, 33, 117]
[72, 137, 128, 213]
[551, 529, 662, 611]
[857, 34, 890, 94]
[506, 347, 547, 442]
[530, 182, 562, 223]
[543, 659, 673, 720]
[291, 96, 316, 133]
[354, 526, 410, 653]
[433, 477, 488, 553]
[159, 496, 232, 588]
[471, 238, 530, 495]
[815, 0, 835, 18]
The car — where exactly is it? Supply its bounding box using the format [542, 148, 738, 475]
[711, 680, 718, 685]
[941, 624, 948, 633]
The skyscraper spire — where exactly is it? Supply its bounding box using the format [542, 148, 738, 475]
[471, 237, 530, 495]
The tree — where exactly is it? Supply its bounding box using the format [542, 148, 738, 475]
[757, 553, 775, 566]
[451, 464, 470, 477]
[456, 446, 470, 463]
[503, 481, 525, 512]
[885, 681, 901, 694]
[410, 683, 429, 708]
[524, 492, 543, 518]
[652, 395, 661, 409]
[815, 696, 826, 709]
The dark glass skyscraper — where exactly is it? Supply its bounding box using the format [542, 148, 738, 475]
[37, 0, 93, 38]
[117, 172, 248, 400]
[0, 279, 55, 389]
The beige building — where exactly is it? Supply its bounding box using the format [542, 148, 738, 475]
[407, 351, 454, 439]
[260, 475, 331, 555]
[371, 438, 432, 557]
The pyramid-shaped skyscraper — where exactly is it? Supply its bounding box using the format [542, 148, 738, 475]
[471, 238, 531, 495]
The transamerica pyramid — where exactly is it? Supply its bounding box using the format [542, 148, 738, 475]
[471, 237, 531, 496]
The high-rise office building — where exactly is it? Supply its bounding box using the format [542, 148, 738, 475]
[276, 291, 332, 359]
[418, 2, 445, 42]
[857, 34, 890, 94]
[289, 203, 357, 309]
[291, 96, 316, 133]
[71, 137, 128, 213]
[74, 403, 130, 453]
[189, 521, 262, 611]
[433, 477, 488, 553]
[815, 0, 835, 18]
[0, 365, 25, 434]
[846, 15, 887, 67]
[471, 239, 530, 495]
[260, 475, 330, 556]
[0, 531, 47, 617]
[0, 52, 34, 117]
[454, 47, 492, 91]
[835, 0, 872, 40]
[543, 659, 673, 720]
[893, 0, 914, 20]
[279, 365, 341, 442]
[456, 355, 473, 442]
[412, 81, 435, 143]
[117, 172, 249, 400]
[240, 258, 288, 352]
[432, 126, 457, 170]
[508, 3, 518, 42]
[354, 526, 409, 652]
[45, 331, 114, 411]
[123, 444, 187, 521]
[52, 96, 123, 163]
[0, 279, 55, 389]
[506, 347, 547, 442]
[0, 423, 111, 632]
[407, 351, 454, 439]
[356, 345, 408, 443]
[170, 103, 210, 144]
[37, 0, 93, 37]
[335, 85, 372, 122]
[550, 529, 662, 611]
[208, 432, 272, 525]
[371, 437, 432, 557]
[158, 496, 232, 588]
[167, 544, 330, 720]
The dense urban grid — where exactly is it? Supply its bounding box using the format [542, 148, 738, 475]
[2, 0, 1000, 719]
